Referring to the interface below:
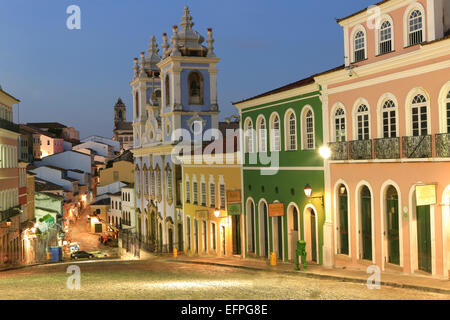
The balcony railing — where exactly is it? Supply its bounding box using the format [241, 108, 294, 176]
[0, 118, 20, 133]
[402, 135, 432, 159]
[329, 141, 348, 161]
[374, 137, 400, 159]
[0, 205, 21, 222]
[349, 139, 373, 160]
[435, 133, 450, 158]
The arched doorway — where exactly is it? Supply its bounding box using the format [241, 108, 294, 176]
[287, 204, 299, 261]
[360, 186, 372, 261]
[272, 216, 283, 260]
[304, 206, 318, 263]
[413, 187, 432, 273]
[385, 186, 400, 265]
[246, 199, 256, 253]
[337, 184, 349, 255]
[258, 201, 269, 258]
[168, 227, 174, 254]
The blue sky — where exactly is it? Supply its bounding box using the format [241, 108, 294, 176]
[0, 0, 376, 138]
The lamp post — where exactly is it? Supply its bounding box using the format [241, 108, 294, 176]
[304, 184, 324, 207]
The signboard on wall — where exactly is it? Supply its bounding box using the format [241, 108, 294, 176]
[195, 210, 209, 220]
[416, 185, 437, 206]
[227, 190, 241, 204]
[227, 203, 242, 216]
[269, 203, 285, 217]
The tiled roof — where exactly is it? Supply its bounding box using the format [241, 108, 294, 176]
[27, 122, 67, 129]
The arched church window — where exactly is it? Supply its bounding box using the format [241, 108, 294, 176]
[188, 71, 204, 105]
[135, 91, 140, 118]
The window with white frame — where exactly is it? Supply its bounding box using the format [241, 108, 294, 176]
[446, 91, 450, 133]
[409, 10, 423, 46]
[354, 31, 366, 62]
[379, 21, 392, 54]
[286, 111, 297, 151]
[143, 167, 149, 195]
[156, 167, 162, 199]
[219, 184, 226, 209]
[201, 181, 207, 206]
[185, 178, 191, 203]
[356, 104, 370, 140]
[209, 183, 216, 208]
[257, 116, 267, 153]
[302, 108, 314, 150]
[382, 100, 397, 138]
[270, 114, 281, 152]
[411, 94, 428, 137]
[244, 118, 254, 153]
[334, 108, 346, 142]
[166, 168, 173, 200]
[150, 169, 155, 197]
[193, 181, 198, 204]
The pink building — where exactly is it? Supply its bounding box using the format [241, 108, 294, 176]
[315, 0, 450, 278]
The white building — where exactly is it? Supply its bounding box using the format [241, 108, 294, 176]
[81, 135, 120, 153]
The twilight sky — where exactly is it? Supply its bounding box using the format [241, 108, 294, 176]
[0, 0, 376, 139]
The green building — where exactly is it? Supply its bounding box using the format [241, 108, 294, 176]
[233, 76, 326, 264]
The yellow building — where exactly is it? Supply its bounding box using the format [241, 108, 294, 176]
[180, 142, 243, 258]
[99, 151, 134, 187]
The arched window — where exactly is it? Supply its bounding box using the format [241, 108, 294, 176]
[166, 167, 173, 201]
[285, 111, 297, 151]
[379, 21, 392, 54]
[385, 185, 400, 265]
[185, 177, 191, 204]
[356, 105, 370, 140]
[302, 108, 315, 150]
[155, 166, 162, 199]
[446, 91, 450, 133]
[382, 100, 397, 138]
[354, 31, 366, 62]
[244, 118, 254, 153]
[334, 108, 346, 142]
[143, 166, 149, 196]
[337, 184, 349, 255]
[270, 114, 281, 152]
[165, 74, 170, 107]
[150, 168, 155, 198]
[257, 116, 267, 153]
[411, 94, 428, 136]
[135, 166, 141, 197]
[188, 71, 203, 105]
[135, 91, 140, 118]
[409, 10, 423, 46]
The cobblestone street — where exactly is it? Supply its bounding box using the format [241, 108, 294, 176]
[0, 259, 448, 300]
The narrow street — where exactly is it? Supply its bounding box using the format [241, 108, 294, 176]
[66, 207, 118, 258]
[0, 259, 448, 300]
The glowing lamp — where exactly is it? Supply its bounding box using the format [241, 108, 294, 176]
[319, 146, 331, 160]
[304, 185, 313, 198]
[6, 219, 12, 228]
[214, 209, 221, 218]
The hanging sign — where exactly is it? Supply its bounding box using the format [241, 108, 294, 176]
[269, 203, 285, 217]
[227, 203, 242, 216]
[227, 190, 241, 204]
[416, 185, 437, 206]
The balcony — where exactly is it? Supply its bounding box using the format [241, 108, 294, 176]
[402, 135, 432, 159]
[374, 137, 400, 159]
[349, 139, 372, 160]
[0, 118, 20, 133]
[328, 141, 348, 161]
[0, 205, 21, 222]
[435, 133, 450, 158]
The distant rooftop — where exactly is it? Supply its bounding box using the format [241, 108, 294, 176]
[27, 122, 68, 129]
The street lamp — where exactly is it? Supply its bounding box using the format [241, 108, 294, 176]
[304, 184, 324, 207]
[319, 146, 331, 160]
[214, 209, 221, 218]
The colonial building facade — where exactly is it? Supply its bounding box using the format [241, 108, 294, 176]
[315, 0, 450, 277]
[132, 7, 220, 253]
[233, 78, 329, 265]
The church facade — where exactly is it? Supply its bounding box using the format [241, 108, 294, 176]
[131, 7, 220, 253]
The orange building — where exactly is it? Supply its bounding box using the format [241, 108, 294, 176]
[0, 87, 21, 266]
[315, 0, 450, 278]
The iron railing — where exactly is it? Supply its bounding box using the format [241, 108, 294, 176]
[0, 205, 21, 222]
[435, 133, 450, 158]
[0, 118, 20, 133]
[402, 135, 432, 159]
[328, 141, 348, 160]
[349, 139, 373, 160]
[374, 137, 401, 159]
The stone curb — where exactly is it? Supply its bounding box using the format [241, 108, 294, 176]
[170, 259, 450, 296]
